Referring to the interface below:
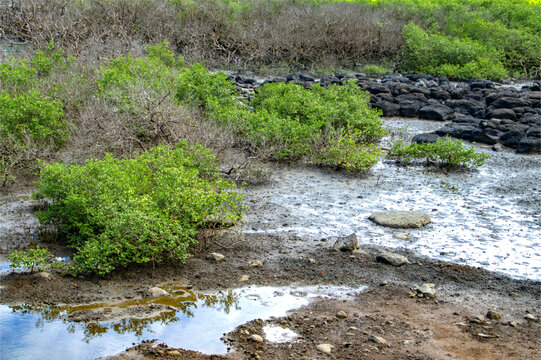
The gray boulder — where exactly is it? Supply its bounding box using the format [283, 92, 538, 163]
[333, 233, 359, 252]
[369, 211, 431, 229]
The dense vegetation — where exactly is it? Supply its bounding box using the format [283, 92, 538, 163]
[1, 43, 384, 274]
[2, 0, 539, 79]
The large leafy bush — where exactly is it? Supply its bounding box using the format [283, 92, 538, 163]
[34, 142, 243, 275]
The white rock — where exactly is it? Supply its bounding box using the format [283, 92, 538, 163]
[148, 287, 168, 297]
[239, 275, 250, 282]
[36, 272, 52, 280]
[376, 250, 410, 266]
[368, 335, 387, 344]
[415, 283, 437, 298]
[248, 334, 264, 343]
[316, 343, 334, 354]
[249, 260, 263, 268]
[207, 252, 225, 261]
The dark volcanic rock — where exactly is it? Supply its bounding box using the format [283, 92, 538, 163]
[373, 101, 400, 117]
[412, 133, 440, 144]
[491, 97, 532, 109]
[446, 99, 486, 118]
[516, 137, 541, 154]
[488, 109, 517, 121]
[419, 104, 454, 121]
[399, 101, 423, 117]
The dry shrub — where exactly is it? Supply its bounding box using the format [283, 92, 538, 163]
[60, 94, 236, 165]
[1, 0, 406, 69]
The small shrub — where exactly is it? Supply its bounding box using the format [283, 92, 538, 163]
[386, 137, 489, 168]
[361, 65, 392, 77]
[9, 245, 53, 273]
[34, 142, 243, 276]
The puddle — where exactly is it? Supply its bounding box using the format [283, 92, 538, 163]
[0, 285, 365, 360]
[242, 118, 541, 280]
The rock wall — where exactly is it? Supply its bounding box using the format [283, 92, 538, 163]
[230, 73, 541, 154]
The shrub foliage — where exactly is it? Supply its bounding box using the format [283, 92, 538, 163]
[33, 142, 243, 275]
[386, 137, 489, 168]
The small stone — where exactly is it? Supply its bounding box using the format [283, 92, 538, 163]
[394, 233, 411, 240]
[377, 250, 410, 266]
[352, 249, 367, 255]
[368, 335, 387, 344]
[524, 314, 537, 321]
[308, 258, 317, 264]
[316, 343, 334, 354]
[148, 287, 168, 297]
[36, 272, 52, 280]
[208, 252, 225, 261]
[248, 334, 264, 343]
[249, 260, 263, 268]
[333, 233, 359, 252]
[348, 326, 359, 331]
[486, 311, 501, 320]
[492, 143, 504, 152]
[239, 275, 250, 282]
[508, 321, 517, 327]
[168, 350, 181, 355]
[402, 339, 412, 345]
[477, 333, 497, 339]
[336, 311, 347, 319]
[414, 283, 437, 298]
[349, 255, 356, 259]
[471, 315, 485, 324]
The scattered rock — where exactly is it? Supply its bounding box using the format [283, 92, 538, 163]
[248, 334, 264, 343]
[333, 233, 359, 252]
[308, 258, 317, 264]
[369, 211, 431, 229]
[492, 143, 504, 152]
[471, 315, 485, 324]
[414, 283, 437, 298]
[148, 287, 168, 298]
[477, 333, 498, 339]
[249, 260, 263, 268]
[486, 310, 501, 320]
[508, 321, 517, 327]
[316, 343, 334, 354]
[376, 250, 410, 266]
[208, 252, 225, 261]
[36, 272, 52, 280]
[239, 275, 250, 282]
[368, 335, 387, 344]
[168, 350, 181, 355]
[352, 249, 367, 255]
[524, 314, 537, 321]
[336, 311, 347, 319]
[394, 233, 411, 240]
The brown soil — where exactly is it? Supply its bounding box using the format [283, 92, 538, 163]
[1, 228, 540, 360]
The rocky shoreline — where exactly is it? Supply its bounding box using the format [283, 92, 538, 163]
[231, 73, 541, 154]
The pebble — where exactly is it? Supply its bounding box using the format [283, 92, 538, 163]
[308, 258, 317, 264]
[414, 283, 437, 298]
[368, 335, 387, 344]
[376, 250, 410, 266]
[148, 287, 168, 297]
[394, 233, 411, 240]
[486, 310, 501, 320]
[208, 252, 225, 261]
[508, 321, 517, 327]
[316, 343, 334, 354]
[168, 350, 181, 355]
[248, 334, 264, 343]
[336, 311, 347, 319]
[36, 272, 52, 280]
[352, 249, 367, 255]
[249, 260, 263, 268]
[471, 315, 485, 324]
[239, 275, 250, 282]
[524, 314, 537, 321]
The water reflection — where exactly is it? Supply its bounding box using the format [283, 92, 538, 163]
[0, 285, 365, 360]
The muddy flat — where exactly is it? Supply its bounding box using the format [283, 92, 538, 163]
[1, 119, 540, 360]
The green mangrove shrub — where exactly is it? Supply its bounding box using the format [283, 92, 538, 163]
[386, 137, 489, 168]
[9, 245, 53, 274]
[33, 142, 243, 275]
